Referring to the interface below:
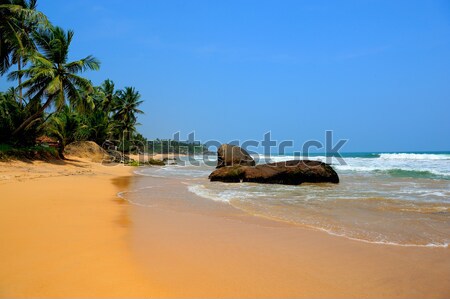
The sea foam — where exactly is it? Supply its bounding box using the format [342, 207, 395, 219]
[379, 153, 450, 160]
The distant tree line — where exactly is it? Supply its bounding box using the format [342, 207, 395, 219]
[148, 139, 207, 155]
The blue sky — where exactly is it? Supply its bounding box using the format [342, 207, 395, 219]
[1, 0, 450, 152]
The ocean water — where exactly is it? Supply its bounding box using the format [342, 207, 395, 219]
[133, 152, 450, 247]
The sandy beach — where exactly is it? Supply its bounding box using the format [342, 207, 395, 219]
[1, 0, 449, 297]
[128, 174, 450, 298]
[1, 159, 449, 298]
[0, 158, 161, 297]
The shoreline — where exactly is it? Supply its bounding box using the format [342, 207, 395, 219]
[0, 160, 449, 297]
[127, 172, 450, 298]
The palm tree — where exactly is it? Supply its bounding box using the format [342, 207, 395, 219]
[0, 87, 19, 139]
[0, 0, 49, 97]
[99, 79, 119, 112]
[46, 105, 81, 158]
[8, 25, 100, 136]
[78, 106, 115, 146]
[0, 86, 47, 145]
[113, 86, 144, 141]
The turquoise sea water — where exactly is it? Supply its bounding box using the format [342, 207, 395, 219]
[262, 151, 450, 180]
[131, 151, 450, 247]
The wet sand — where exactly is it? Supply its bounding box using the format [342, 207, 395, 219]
[1, 161, 449, 298]
[128, 175, 450, 298]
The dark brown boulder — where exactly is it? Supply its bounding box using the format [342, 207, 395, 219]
[209, 160, 339, 185]
[216, 144, 256, 168]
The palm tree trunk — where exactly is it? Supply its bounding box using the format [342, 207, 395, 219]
[18, 57, 23, 103]
[57, 140, 65, 159]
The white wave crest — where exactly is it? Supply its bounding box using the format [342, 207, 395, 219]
[188, 184, 231, 202]
[253, 155, 327, 163]
[379, 153, 450, 160]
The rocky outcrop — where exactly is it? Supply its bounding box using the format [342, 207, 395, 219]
[64, 141, 108, 162]
[106, 149, 133, 164]
[209, 160, 339, 185]
[216, 144, 255, 168]
[64, 141, 136, 164]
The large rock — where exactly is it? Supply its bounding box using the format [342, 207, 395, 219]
[106, 149, 133, 164]
[64, 141, 108, 162]
[209, 160, 339, 185]
[216, 144, 255, 168]
[64, 141, 135, 164]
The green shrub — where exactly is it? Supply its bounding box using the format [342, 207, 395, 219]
[0, 145, 59, 161]
[127, 160, 140, 167]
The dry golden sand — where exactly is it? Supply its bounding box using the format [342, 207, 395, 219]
[0, 159, 449, 298]
[0, 158, 162, 297]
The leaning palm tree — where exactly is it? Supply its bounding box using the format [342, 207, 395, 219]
[0, 0, 49, 86]
[113, 86, 144, 141]
[8, 25, 100, 136]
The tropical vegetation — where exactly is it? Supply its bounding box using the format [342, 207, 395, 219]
[0, 0, 146, 159]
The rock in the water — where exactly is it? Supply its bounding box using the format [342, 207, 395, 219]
[216, 144, 255, 168]
[209, 160, 339, 185]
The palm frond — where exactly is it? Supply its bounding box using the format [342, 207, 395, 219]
[65, 55, 100, 73]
